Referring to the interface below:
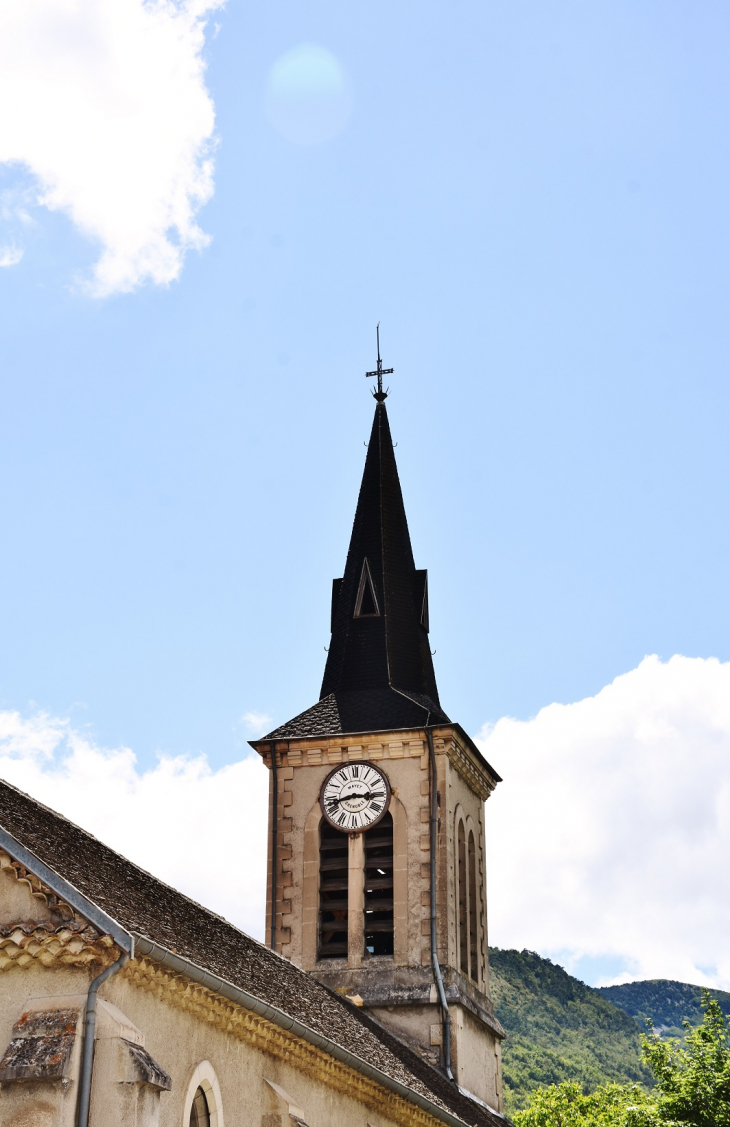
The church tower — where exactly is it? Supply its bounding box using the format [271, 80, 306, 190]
[251, 356, 505, 1112]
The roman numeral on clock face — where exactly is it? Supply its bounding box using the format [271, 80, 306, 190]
[320, 762, 390, 832]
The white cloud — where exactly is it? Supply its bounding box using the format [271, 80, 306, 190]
[240, 710, 273, 738]
[0, 0, 223, 295]
[480, 655, 730, 989]
[0, 244, 23, 267]
[0, 711, 269, 939]
[2, 654, 728, 988]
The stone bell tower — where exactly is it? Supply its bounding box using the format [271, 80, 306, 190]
[251, 368, 505, 1112]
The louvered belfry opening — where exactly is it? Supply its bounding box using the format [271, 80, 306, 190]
[318, 822, 349, 958]
[364, 811, 394, 956]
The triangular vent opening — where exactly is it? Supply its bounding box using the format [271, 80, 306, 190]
[354, 559, 380, 618]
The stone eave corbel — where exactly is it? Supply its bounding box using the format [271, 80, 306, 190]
[427, 726, 500, 801]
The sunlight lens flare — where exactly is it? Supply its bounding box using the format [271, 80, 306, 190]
[265, 44, 352, 146]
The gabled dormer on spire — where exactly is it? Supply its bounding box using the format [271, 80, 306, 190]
[267, 401, 449, 740]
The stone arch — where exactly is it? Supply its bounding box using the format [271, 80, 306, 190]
[301, 779, 408, 967]
[182, 1060, 224, 1127]
[467, 825, 478, 981]
[454, 809, 468, 975]
[463, 812, 482, 986]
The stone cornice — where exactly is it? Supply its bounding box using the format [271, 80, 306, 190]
[259, 731, 429, 770]
[254, 723, 501, 792]
[434, 732, 498, 802]
[124, 956, 459, 1127]
[257, 725, 499, 803]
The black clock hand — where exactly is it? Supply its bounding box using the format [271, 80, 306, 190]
[336, 789, 385, 802]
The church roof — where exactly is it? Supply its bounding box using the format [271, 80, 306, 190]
[266, 403, 450, 740]
[0, 777, 507, 1127]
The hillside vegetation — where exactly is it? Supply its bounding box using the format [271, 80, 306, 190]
[488, 949, 651, 1113]
[597, 978, 730, 1038]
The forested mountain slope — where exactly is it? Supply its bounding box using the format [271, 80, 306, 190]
[488, 949, 651, 1113]
[597, 979, 730, 1038]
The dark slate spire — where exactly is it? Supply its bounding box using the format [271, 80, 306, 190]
[321, 401, 439, 699]
[266, 402, 449, 739]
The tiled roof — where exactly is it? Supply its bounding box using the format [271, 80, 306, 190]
[265, 688, 449, 740]
[0, 778, 505, 1127]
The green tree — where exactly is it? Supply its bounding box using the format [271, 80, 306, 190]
[512, 1081, 654, 1127]
[640, 993, 730, 1126]
[512, 992, 730, 1127]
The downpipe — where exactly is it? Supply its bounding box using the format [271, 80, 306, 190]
[426, 726, 454, 1081]
[76, 949, 130, 1127]
[269, 740, 278, 950]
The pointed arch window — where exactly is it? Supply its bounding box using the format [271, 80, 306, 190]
[354, 558, 380, 618]
[190, 1087, 211, 1127]
[457, 819, 468, 975]
[468, 829, 478, 982]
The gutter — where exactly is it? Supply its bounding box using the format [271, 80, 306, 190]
[426, 726, 454, 1080]
[132, 934, 478, 1127]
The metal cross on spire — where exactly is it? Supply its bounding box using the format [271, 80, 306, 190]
[365, 324, 394, 402]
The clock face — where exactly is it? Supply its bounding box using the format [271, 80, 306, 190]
[320, 762, 391, 833]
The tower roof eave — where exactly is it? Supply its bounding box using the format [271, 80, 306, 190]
[250, 715, 501, 789]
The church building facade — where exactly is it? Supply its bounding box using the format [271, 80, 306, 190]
[0, 377, 508, 1127]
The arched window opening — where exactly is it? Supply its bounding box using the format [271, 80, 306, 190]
[183, 1062, 223, 1127]
[189, 1086, 211, 1127]
[364, 811, 393, 955]
[468, 830, 478, 982]
[457, 819, 468, 974]
[319, 821, 349, 958]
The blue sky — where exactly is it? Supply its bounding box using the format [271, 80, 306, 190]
[1, 0, 729, 776]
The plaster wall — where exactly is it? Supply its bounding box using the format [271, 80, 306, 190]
[0, 960, 439, 1127]
[366, 997, 502, 1110]
[450, 1003, 502, 1110]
